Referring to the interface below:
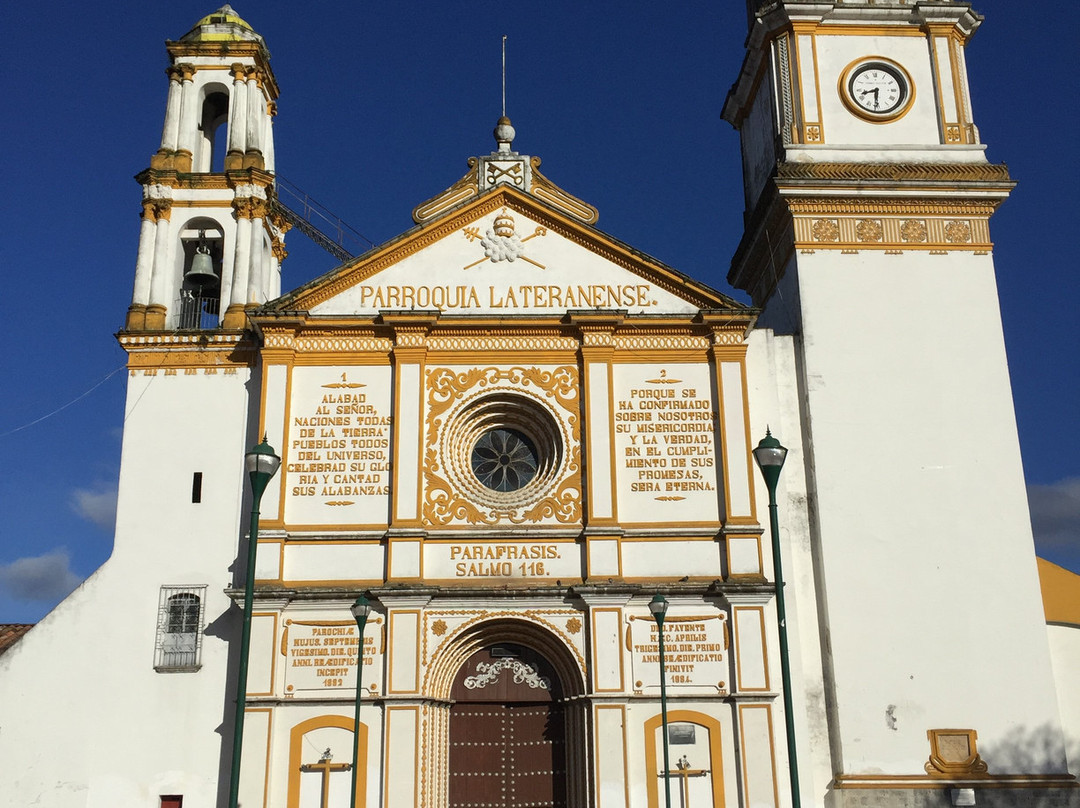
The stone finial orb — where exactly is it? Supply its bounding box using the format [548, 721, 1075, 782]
[494, 116, 516, 151]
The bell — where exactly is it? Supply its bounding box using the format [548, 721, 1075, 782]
[185, 245, 218, 287]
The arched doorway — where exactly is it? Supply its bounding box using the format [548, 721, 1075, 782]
[448, 643, 567, 808]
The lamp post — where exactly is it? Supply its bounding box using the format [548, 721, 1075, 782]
[228, 437, 281, 808]
[752, 429, 800, 808]
[649, 593, 672, 808]
[349, 595, 372, 808]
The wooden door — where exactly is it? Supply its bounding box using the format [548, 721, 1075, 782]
[448, 645, 566, 808]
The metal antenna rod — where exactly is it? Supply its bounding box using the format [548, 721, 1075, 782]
[502, 35, 507, 117]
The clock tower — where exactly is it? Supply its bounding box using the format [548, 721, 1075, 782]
[725, 2, 1074, 806]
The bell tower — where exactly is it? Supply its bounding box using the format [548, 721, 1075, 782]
[726, 2, 1074, 805]
[125, 4, 285, 332]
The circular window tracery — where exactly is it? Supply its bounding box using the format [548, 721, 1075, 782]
[441, 393, 564, 509]
[471, 428, 539, 492]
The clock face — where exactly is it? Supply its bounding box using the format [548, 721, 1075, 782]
[847, 62, 909, 116]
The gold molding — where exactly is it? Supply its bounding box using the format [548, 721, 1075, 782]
[833, 774, 1077, 790]
[412, 159, 480, 223]
[776, 162, 1012, 184]
[795, 213, 990, 251]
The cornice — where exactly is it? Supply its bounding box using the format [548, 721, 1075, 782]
[135, 166, 275, 191]
[165, 39, 279, 99]
[776, 161, 1013, 186]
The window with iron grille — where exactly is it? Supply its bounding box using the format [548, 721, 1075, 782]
[154, 585, 206, 672]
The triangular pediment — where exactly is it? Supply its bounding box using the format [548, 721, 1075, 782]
[265, 186, 746, 319]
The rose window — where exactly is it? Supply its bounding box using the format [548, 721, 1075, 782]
[471, 428, 540, 492]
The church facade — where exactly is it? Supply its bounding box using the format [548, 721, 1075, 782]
[1, 4, 1076, 808]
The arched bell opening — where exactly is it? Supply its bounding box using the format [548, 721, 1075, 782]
[195, 85, 230, 173]
[424, 618, 588, 808]
[176, 217, 224, 329]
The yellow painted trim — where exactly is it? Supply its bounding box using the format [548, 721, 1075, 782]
[725, 534, 765, 580]
[281, 537, 384, 546]
[383, 706, 421, 808]
[386, 538, 422, 583]
[948, 37, 970, 143]
[618, 575, 721, 586]
[387, 609, 422, 695]
[833, 773, 1078, 790]
[738, 703, 780, 808]
[792, 32, 809, 144]
[280, 522, 390, 532]
[594, 704, 631, 808]
[616, 520, 722, 531]
[606, 356, 621, 523]
[239, 706, 274, 808]
[713, 355, 735, 524]
[1038, 558, 1080, 627]
[809, 32, 824, 144]
[930, 34, 952, 143]
[247, 611, 278, 697]
[644, 709, 727, 808]
[791, 23, 927, 38]
[734, 605, 771, 692]
[271, 578, 383, 588]
[591, 607, 626, 692]
[287, 714, 367, 808]
[738, 359, 758, 523]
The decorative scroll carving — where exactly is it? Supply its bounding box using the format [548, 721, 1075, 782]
[423, 365, 581, 526]
[463, 658, 551, 691]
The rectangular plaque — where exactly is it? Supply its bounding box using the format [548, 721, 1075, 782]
[612, 364, 720, 524]
[284, 366, 393, 526]
[628, 614, 728, 691]
[281, 618, 382, 696]
[423, 541, 580, 582]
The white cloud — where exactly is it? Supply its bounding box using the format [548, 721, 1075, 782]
[70, 483, 118, 532]
[1028, 477, 1080, 567]
[0, 550, 83, 602]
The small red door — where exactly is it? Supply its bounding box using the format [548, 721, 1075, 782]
[448, 645, 566, 808]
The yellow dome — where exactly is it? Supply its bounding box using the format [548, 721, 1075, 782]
[180, 5, 262, 43]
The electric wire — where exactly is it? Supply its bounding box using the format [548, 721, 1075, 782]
[0, 363, 127, 439]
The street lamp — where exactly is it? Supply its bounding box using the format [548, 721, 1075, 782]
[752, 429, 801, 808]
[649, 593, 672, 808]
[349, 595, 373, 808]
[228, 437, 281, 808]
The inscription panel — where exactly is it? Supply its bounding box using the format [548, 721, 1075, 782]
[424, 541, 581, 583]
[612, 365, 721, 524]
[628, 613, 728, 692]
[284, 366, 393, 526]
[281, 617, 384, 696]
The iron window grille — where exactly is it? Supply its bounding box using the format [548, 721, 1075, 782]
[154, 585, 207, 672]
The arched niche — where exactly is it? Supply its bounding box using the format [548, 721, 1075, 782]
[287, 714, 368, 808]
[643, 710, 727, 808]
[195, 82, 230, 172]
[175, 216, 224, 329]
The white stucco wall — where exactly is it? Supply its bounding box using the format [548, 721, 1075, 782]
[773, 247, 1067, 775]
[0, 367, 255, 808]
[1047, 624, 1080, 775]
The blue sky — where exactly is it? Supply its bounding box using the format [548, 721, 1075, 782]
[1, 2, 1077, 623]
